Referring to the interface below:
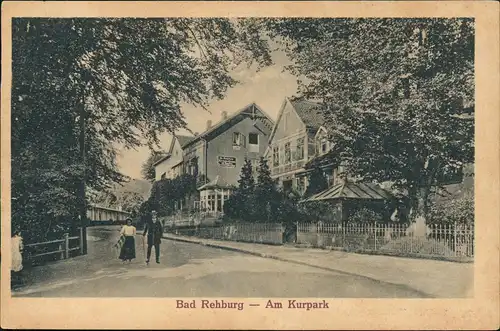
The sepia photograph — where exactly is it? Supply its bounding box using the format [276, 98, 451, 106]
[1, 1, 499, 330]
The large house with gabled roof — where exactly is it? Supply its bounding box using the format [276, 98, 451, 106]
[153, 134, 195, 181]
[153, 102, 274, 215]
[265, 96, 345, 195]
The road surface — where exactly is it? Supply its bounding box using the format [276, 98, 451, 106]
[13, 226, 429, 297]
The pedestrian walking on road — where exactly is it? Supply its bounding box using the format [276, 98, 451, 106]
[11, 227, 24, 287]
[143, 210, 163, 264]
[118, 218, 136, 263]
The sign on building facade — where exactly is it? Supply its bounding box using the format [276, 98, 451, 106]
[217, 155, 237, 168]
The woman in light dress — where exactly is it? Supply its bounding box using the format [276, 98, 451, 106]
[11, 228, 24, 286]
[118, 218, 136, 263]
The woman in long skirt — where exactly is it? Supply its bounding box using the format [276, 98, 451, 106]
[11, 228, 24, 287]
[119, 218, 136, 263]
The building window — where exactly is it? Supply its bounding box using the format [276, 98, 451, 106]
[217, 195, 222, 212]
[284, 142, 291, 164]
[273, 146, 279, 167]
[283, 179, 293, 193]
[189, 158, 198, 176]
[233, 132, 244, 148]
[296, 138, 304, 160]
[248, 133, 259, 153]
[320, 138, 328, 154]
[249, 133, 258, 145]
[295, 177, 305, 194]
[208, 194, 215, 211]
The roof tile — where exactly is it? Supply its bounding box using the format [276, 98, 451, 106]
[289, 99, 326, 131]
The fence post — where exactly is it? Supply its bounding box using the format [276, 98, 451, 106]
[409, 226, 413, 253]
[453, 221, 458, 257]
[64, 233, 69, 259]
[79, 227, 84, 255]
[374, 222, 377, 251]
[342, 222, 346, 246]
[59, 243, 64, 260]
[316, 222, 320, 247]
[295, 221, 298, 244]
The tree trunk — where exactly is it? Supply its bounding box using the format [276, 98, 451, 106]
[411, 185, 431, 237]
[415, 186, 430, 219]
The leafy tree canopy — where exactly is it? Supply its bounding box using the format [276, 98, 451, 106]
[141, 150, 168, 182]
[148, 174, 199, 216]
[12, 18, 273, 240]
[254, 157, 280, 222]
[267, 18, 474, 223]
[304, 166, 329, 197]
[225, 159, 256, 221]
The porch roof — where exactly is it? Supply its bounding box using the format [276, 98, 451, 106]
[302, 181, 393, 202]
[197, 175, 235, 191]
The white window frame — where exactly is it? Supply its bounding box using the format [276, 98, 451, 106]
[248, 132, 259, 145]
[248, 133, 259, 153]
[233, 132, 244, 148]
[273, 146, 279, 167]
[320, 139, 328, 154]
[296, 137, 305, 160]
[284, 142, 291, 164]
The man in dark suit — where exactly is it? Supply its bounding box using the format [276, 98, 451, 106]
[143, 210, 163, 264]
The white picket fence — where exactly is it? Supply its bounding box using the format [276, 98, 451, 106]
[167, 220, 474, 259]
[296, 222, 474, 258]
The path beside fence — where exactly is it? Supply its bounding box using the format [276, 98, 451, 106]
[162, 232, 474, 298]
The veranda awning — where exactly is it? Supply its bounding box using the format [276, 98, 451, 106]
[197, 175, 235, 191]
[302, 181, 393, 202]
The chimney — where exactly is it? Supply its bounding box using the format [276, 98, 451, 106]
[206, 120, 212, 130]
[221, 111, 228, 120]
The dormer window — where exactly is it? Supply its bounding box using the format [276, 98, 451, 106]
[321, 139, 328, 154]
[315, 128, 329, 156]
[318, 137, 328, 155]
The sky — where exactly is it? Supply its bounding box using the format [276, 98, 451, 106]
[116, 49, 299, 180]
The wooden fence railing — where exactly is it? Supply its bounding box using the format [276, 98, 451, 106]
[23, 228, 85, 263]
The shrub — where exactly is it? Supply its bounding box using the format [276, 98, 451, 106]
[379, 237, 455, 256]
[429, 192, 474, 225]
[298, 200, 342, 222]
[350, 207, 384, 223]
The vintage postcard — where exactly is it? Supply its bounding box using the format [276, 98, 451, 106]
[1, 1, 499, 329]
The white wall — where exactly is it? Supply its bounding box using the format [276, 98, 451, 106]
[154, 139, 184, 181]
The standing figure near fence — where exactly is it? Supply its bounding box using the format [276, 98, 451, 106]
[119, 218, 137, 263]
[11, 228, 24, 287]
[143, 210, 163, 264]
